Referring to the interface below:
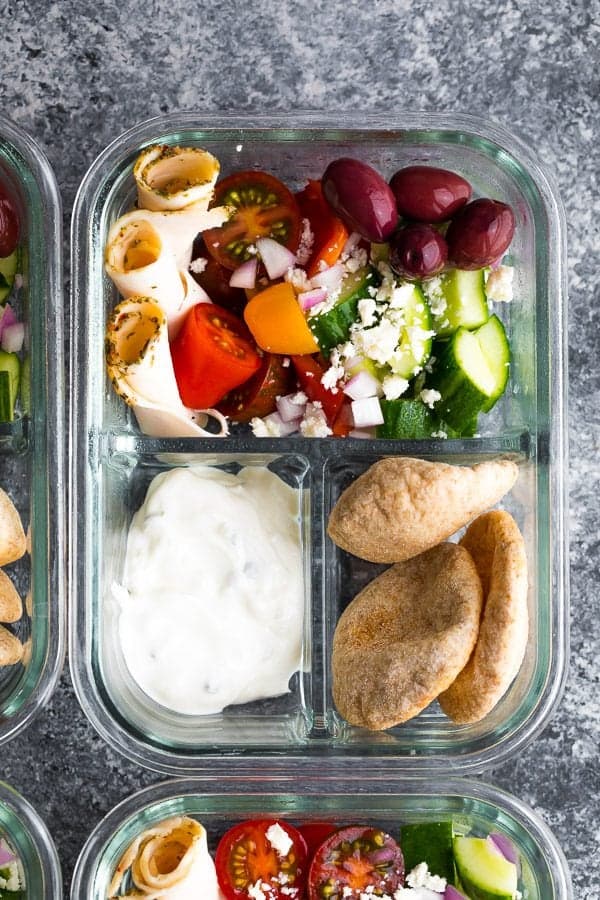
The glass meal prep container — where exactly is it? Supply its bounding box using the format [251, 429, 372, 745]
[70, 775, 573, 899]
[69, 112, 568, 775]
[0, 779, 62, 898]
[0, 118, 65, 744]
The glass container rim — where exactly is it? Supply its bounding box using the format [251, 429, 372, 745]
[0, 779, 62, 898]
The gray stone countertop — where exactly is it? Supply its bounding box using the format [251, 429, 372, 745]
[1, 0, 599, 896]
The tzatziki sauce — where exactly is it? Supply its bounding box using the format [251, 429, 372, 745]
[117, 465, 304, 715]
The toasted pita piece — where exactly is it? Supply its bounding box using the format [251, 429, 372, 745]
[332, 543, 483, 730]
[0, 625, 23, 666]
[0, 489, 26, 566]
[0, 570, 22, 623]
[327, 457, 518, 563]
[438, 511, 528, 724]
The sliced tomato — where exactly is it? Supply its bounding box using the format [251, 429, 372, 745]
[171, 303, 261, 408]
[295, 180, 348, 278]
[331, 400, 353, 437]
[215, 819, 309, 900]
[298, 823, 339, 859]
[218, 352, 293, 422]
[204, 171, 301, 270]
[190, 236, 247, 315]
[0, 179, 19, 258]
[308, 826, 404, 900]
[291, 355, 344, 424]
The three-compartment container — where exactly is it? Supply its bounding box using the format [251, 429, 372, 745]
[69, 112, 568, 777]
[0, 779, 62, 897]
[71, 776, 573, 899]
[0, 118, 65, 744]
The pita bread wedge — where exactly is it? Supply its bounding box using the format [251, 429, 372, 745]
[0, 488, 26, 566]
[438, 510, 528, 724]
[0, 570, 22, 623]
[327, 457, 518, 563]
[332, 543, 483, 730]
[0, 625, 23, 667]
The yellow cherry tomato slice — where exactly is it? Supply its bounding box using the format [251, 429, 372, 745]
[244, 282, 319, 355]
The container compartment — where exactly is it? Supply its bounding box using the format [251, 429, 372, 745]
[0, 119, 65, 743]
[0, 780, 62, 898]
[71, 777, 572, 900]
[70, 113, 567, 774]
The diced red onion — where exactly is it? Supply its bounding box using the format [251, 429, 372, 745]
[256, 237, 296, 279]
[229, 258, 257, 289]
[310, 262, 344, 294]
[1, 322, 24, 353]
[348, 428, 375, 439]
[488, 832, 519, 865]
[277, 393, 307, 423]
[264, 411, 300, 436]
[351, 396, 384, 428]
[297, 288, 326, 311]
[445, 887, 468, 900]
[342, 231, 362, 256]
[343, 370, 381, 400]
[0, 844, 15, 866]
[0, 304, 18, 339]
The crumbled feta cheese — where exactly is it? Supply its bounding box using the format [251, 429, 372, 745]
[296, 218, 315, 266]
[285, 267, 311, 292]
[382, 374, 409, 400]
[419, 388, 441, 409]
[485, 265, 514, 302]
[422, 275, 447, 316]
[424, 355, 436, 374]
[344, 246, 368, 273]
[248, 881, 267, 900]
[342, 887, 353, 898]
[188, 257, 207, 274]
[339, 340, 356, 359]
[353, 318, 399, 366]
[389, 282, 416, 309]
[266, 822, 294, 857]
[250, 416, 281, 437]
[358, 297, 378, 327]
[300, 402, 332, 437]
[431, 430, 447, 439]
[236, 144, 243, 151]
[289, 391, 307, 405]
[246, 243, 257, 256]
[406, 862, 447, 892]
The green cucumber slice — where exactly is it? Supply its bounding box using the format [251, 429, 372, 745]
[0, 351, 20, 422]
[400, 821, 455, 883]
[428, 268, 489, 337]
[385, 283, 433, 380]
[309, 266, 379, 354]
[453, 836, 518, 900]
[377, 399, 459, 440]
[0, 251, 18, 304]
[428, 315, 510, 433]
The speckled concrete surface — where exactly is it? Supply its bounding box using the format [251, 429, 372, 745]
[0, 0, 599, 895]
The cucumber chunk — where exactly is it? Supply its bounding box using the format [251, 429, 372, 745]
[309, 266, 379, 354]
[0, 251, 18, 304]
[385, 283, 433, 380]
[428, 314, 510, 433]
[428, 268, 489, 337]
[0, 351, 20, 422]
[453, 836, 518, 900]
[400, 821, 455, 883]
[377, 399, 459, 439]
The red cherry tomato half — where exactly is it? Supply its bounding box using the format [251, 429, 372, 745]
[291, 355, 345, 425]
[298, 822, 339, 859]
[218, 352, 293, 422]
[0, 179, 20, 258]
[204, 171, 301, 270]
[295, 180, 348, 278]
[215, 819, 309, 900]
[308, 825, 404, 900]
[171, 303, 262, 408]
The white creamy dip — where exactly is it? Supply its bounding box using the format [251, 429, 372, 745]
[117, 465, 304, 715]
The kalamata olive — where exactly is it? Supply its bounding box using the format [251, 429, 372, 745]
[446, 198, 515, 269]
[389, 224, 448, 279]
[0, 180, 19, 258]
[389, 165, 472, 222]
[322, 158, 397, 242]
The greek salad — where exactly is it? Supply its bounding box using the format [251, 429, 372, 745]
[104, 146, 516, 440]
[0, 832, 25, 898]
[0, 177, 25, 423]
[108, 815, 523, 900]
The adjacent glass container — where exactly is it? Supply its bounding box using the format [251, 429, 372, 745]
[71, 776, 572, 899]
[69, 113, 568, 774]
[0, 118, 65, 743]
[0, 780, 62, 898]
